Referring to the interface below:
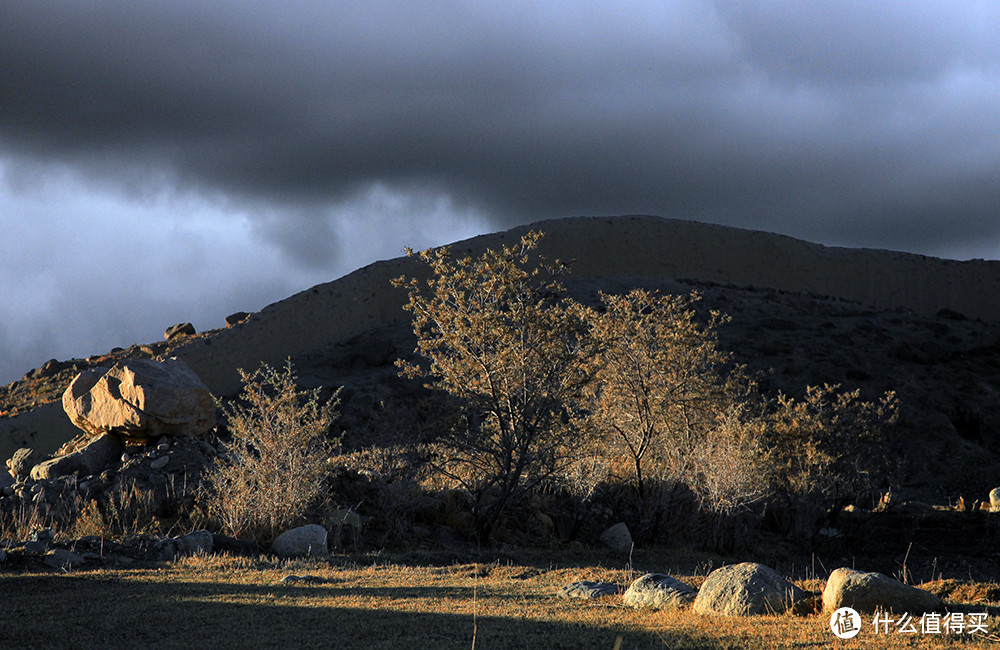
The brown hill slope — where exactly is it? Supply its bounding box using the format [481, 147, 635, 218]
[2, 215, 999, 502]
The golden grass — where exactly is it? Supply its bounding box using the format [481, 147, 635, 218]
[2, 553, 999, 649]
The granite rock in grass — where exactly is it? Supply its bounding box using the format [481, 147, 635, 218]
[271, 524, 328, 558]
[623, 573, 697, 610]
[692, 562, 810, 616]
[557, 581, 622, 600]
[822, 567, 942, 614]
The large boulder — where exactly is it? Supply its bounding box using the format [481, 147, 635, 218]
[822, 567, 942, 614]
[271, 524, 328, 558]
[692, 563, 810, 616]
[30, 433, 125, 481]
[62, 358, 215, 441]
[623, 573, 697, 610]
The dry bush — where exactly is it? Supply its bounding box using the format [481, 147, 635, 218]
[584, 289, 768, 542]
[764, 383, 899, 536]
[586, 290, 734, 496]
[73, 479, 161, 539]
[393, 231, 599, 541]
[0, 503, 68, 542]
[392, 230, 903, 549]
[204, 361, 340, 543]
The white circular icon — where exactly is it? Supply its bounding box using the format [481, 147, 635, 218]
[830, 607, 862, 639]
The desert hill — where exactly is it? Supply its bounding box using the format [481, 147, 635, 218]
[3, 215, 1000, 501]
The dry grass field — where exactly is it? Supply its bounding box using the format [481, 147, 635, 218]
[3, 550, 998, 649]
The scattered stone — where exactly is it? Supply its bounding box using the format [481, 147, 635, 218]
[822, 567, 943, 614]
[280, 574, 324, 585]
[30, 433, 125, 481]
[225, 312, 250, 327]
[271, 524, 328, 558]
[164, 322, 196, 340]
[152, 533, 213, 561]
[990, 487, 1000, 512]
[62, 358, 216, 440]
[152, 538, 181, 561]
[178, 530, 214, 556]
[599, 522, 632, 553]
[7, 448, 38, 481]
[212, 533, 259, 557]
[24, 541, 49, 554]
[623, 573, 697, 610]
[328, 507, 362, 549]
[150, 456, 169, 471]
[692, 563, 810, 616]
[43, 549, 85, 570]
[557, 581, 621, 600]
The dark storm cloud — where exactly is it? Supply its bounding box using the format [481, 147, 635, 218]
[4, 0, 1000, 257]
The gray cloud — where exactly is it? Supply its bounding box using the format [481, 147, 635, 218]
[3, 0, 1000, 381]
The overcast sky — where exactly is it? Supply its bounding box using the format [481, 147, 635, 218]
[3, 1, 1000, 385]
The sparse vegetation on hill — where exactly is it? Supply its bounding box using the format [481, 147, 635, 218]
[392, 231, 900, 549]
[393, 232, 598, 542]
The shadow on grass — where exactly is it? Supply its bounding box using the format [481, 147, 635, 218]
[0, 573, 724, 649]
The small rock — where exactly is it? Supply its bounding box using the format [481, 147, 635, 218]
[164, 322, 196, 340]
[152, 538, 180, 561]
[271, 524, 328, 558]
[990, 487, 1000, 512]
[557, 581, 621, 600]
[212, 533, 259, 557]
[78, 477, 103, 493]
[623, 574, 697, 610]
[31, 528, 54, 543]
[328, 507, 362, 549]
[7, 448, 38, 481]
[24, 541, 49, 554]
[225, 312, 250, 327]
[178, 530, 214, 556]
[43, 549, 85, 570]
[0, 549, 6, 563]
[150, 456, 169, 471]
[599, 522, 633, 553]
[280, 574, 324, 585]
